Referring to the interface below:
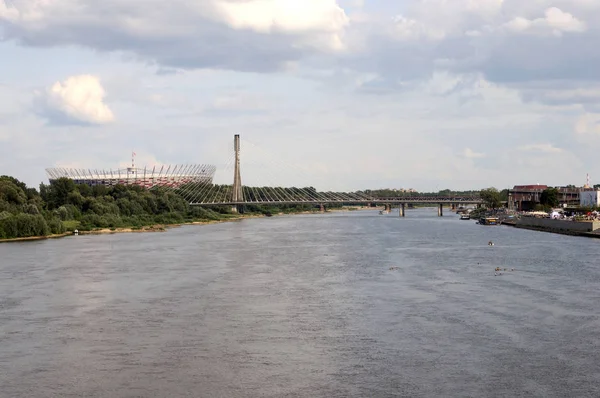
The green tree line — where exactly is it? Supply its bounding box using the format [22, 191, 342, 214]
[362, 189, 485, 198]
[0, 176, 343, 240]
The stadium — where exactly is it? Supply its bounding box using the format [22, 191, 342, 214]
[46, 164, 216, 189]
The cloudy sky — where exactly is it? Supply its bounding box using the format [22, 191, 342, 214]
[1, 0, 599, 192]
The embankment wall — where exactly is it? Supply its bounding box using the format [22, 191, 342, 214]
[515, 217, 600, 236]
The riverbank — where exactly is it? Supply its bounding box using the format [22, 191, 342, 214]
[502, 217, 600, 239]
[0, 232, 73, 243]
[0, 206, 375, 243]
[0, 214, 259, 243]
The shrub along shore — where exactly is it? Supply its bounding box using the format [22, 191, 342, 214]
[0, 175, 355, 242]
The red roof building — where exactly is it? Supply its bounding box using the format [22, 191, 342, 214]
[508, 184, 580, 211]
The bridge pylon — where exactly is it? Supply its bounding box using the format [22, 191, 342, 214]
[231, 134, 244, 213]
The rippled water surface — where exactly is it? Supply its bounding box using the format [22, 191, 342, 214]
[2, 209, 600, 397]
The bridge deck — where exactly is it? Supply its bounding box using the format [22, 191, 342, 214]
[191, 199, 483, 206]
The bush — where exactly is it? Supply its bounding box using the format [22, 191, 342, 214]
[79, 214, 103, 229]
[62, 220, 80, 232]
[24, 204, 40, 215]
[0, 213, 50, 239]
[55, 206, 71, 221]
[154, 212, 185, 224]
[48, 218, 66, 235]
[190, 207, 225, 220]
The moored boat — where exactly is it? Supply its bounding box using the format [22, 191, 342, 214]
[478, 217, 499, 225]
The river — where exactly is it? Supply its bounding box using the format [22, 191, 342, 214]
[1, 208, 600, 397]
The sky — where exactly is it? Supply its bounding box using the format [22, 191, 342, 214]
[1, 0, 600, 192]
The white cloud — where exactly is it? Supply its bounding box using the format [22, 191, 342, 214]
[465, 0, 504, 16]
[35, 75, 114, 125]
[0, 1, 18, 21]
[387, 0, 504, 43]
[211, 93, 269, 112]
[463, 148, 486, 159]
[391, 14, 446, 41]
[213, 0, 348, 37]
[117, 153, 165, 170]
[517, 143, 563, 153]
[506, 7, 586, 36]
[209, 0, 349, 52]
[575, 113, 600, 135]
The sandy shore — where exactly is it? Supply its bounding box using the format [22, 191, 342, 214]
[0, 233, 73, 243]
[0, 206, 376, 243]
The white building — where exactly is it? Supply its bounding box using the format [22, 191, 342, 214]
[580, 190, 600, 207]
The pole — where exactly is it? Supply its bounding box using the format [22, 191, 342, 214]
[232, 134, 243, 213]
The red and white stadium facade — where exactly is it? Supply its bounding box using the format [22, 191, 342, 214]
[46, 164, 216, 189]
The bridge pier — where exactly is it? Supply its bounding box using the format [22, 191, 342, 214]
[438, 203, 443, 217]
[319, 204, 325, 212]
[451, 203, 456, 210]
[399, 203, 405, 217]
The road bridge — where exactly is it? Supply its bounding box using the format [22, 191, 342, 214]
[183, 135, 483, 216]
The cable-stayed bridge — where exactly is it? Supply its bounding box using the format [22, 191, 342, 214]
[177, 135, 482, 216]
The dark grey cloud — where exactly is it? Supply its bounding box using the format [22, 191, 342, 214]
[334, 0, 600, 109]
[0, 0, 346, 73]
[2, 19, 304, 73]
[3, 0, 598, 97]
[472, 33, 600, 84]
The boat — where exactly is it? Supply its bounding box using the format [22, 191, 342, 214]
[379, 210, 389, 215]
[478, 217, 499, 225]
[460, 214, 470, 220]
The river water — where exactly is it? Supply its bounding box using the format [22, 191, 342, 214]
[1, 208, 600, 397]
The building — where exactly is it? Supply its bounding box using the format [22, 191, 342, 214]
[555, 186, 582, 206]
[46, 164, 216, 189]
[508, 185, 547, 211]
[508, 184, 581, 211]
[580, 190, 600, 207]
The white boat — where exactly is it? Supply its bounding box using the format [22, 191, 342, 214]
[379, 210, 389, 215]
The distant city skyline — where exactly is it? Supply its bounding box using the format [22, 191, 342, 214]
[2, 0, 600, 191]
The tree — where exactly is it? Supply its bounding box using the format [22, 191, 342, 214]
[48, 178, 76, 209]
[540, 188, 559, 208]
[0, 179, 27, 205]
[480, 187, 502, 210]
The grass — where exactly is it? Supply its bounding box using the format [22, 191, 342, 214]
[62, 220, 81, 231]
